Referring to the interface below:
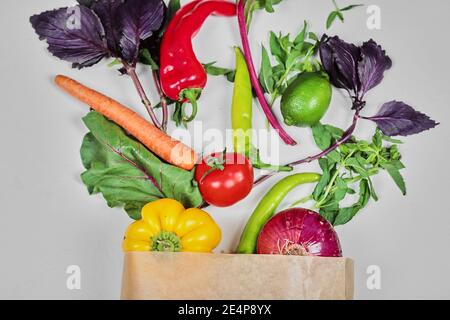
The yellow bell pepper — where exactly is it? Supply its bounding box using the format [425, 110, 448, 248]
[122, 199, 221, 253]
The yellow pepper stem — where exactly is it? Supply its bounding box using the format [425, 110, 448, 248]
[151, 231, 182, 252]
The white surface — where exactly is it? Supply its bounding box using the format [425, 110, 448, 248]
[0, 0, 449, 299]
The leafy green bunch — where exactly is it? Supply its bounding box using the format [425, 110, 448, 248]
[304, 124, 405, 226]
[259, 22, 320, 106]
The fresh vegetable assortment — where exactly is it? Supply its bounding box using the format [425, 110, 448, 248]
[31, 0, 438, 257]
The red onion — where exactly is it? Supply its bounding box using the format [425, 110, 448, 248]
[257, 208, 342, 257]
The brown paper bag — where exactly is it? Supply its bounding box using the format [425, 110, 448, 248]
[121, 252, 354, 300]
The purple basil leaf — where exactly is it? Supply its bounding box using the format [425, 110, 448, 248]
[358, 39, 392, 96]
[365, 101, 439, 136]
[320, 35, 361, 93]
[30, 6, 109, 69]
[118, 0, 164, 64]
[319, 35, 344, 89]
[91, 0, 124, 55]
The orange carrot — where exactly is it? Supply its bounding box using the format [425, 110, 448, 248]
[55, 75, 197, 171]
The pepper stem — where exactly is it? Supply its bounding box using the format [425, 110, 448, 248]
[181, 88, 201, 123]
[151, 231, 182, 252]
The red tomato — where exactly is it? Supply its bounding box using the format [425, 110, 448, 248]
[195, 152, 254, 207]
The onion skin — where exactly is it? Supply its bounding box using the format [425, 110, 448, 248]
[257, 208, 342, 257]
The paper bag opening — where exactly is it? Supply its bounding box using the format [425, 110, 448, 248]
[121, 252, 354, 300]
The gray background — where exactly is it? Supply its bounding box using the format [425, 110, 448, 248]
[0, 0, 449, 299]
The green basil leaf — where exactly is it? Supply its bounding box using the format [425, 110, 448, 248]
[340, 4, 364, 11]
[294, 21, 308, 46]
[312, 123, 333, 150]
[358, 179, 371, 207]
[334, 179, 369, 226]
[313, 158, 331, 200]
[367, 177, 379, 201]
[285, 48, 302, 70]
[356, 140, 373, 153]
[139, 48, 159, 70]
[346, 158, 369, 178]
[324, 124, 344, 140]
[166, 0, 181, 21]
[326, 11, 339, 29]
[264, 0, 275, 12]
[203, 62, 236, 82]
[389, 159, 406, 170]
[327, 150, 342, 164]
[269, 31, 284, 63]
[382, 162, 407, 195]
[80, 112, 203, 219]
[372, 129, 383, 148]
[334, 206, 360, 226]
[308, 32, 319, 42]
[334, 188, 348, 202]
[382, 135, 403, 144]
[259, 45, 275, 93]
[319, 205, 339, 225]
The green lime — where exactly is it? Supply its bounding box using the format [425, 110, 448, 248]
[281, 72, 332, 127]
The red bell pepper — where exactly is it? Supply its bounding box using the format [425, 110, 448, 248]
[159, 0, 237, 123]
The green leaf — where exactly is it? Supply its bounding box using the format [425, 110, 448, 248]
[313, 158, 331, 200]
[356, 140, 373, 153]
[272, 63, 286, 82]
[334, 179, 370, 226]
[308, 32, 319, 42]
[382, 162, 407, 195]
[107, 59, 122, 68]
[312, 123, 333, 150]
[166, 0, 181, 21]
[327, 150, 342, 164]
[334, 206, 360, 226]
[246, 0, 284, 28]
[279, 34, 292, 52]
[340, 4, 364, 11]
[203, 62, 236, 82]
[324, 124, 345, 140]
[80, 112, 203, 219]
[259, 45, 274, 93]
[358, 179, 371, 207]
[326, 2, 362, 29]
[326, 11, 339, 29]
[372, 129, 383, 148]
[264, 0, 275, 13]
[139, 48, 159, 70]
[269, 31, 285, 63]
[367, 177, 379, 201]
[346, 157, 369, 178]
[285, 48, 302, 70]
[319, 206, 339, 225]
[333, 177, 348, 201]
[294, 21, 308, 46]
[382, 134, 403, 144]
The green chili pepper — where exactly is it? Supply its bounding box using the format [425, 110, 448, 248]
[232, 46, 253, 156]
[232, 47, 292, 172]
[237, 172, 321, 254]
